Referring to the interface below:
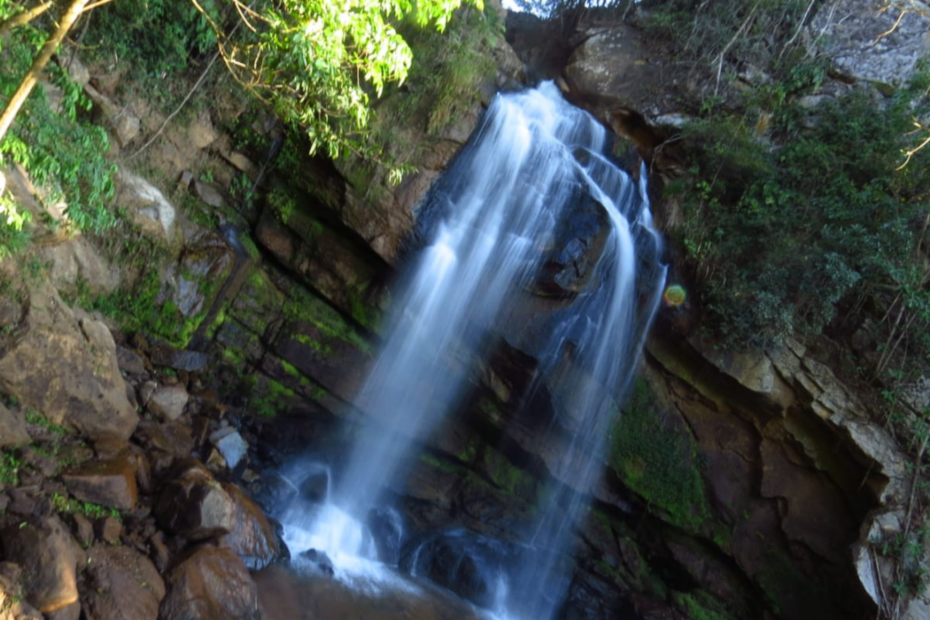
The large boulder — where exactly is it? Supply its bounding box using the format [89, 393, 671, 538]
[81, 545, 165, 620]
[154, 461, 284, 568]
[0, 517, 81, 615]
[61, 453, 139, 511]
[159, 547, 260, 620]
[0, 283, 138, 440]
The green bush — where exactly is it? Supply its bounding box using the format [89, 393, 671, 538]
[0, 26, 118, 237]
[675, 83, 930, 349]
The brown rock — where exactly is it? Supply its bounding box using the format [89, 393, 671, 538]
[147, 532, 170, 573]
[133, 420, 194, 458]
[219, 484, 283, 569]
[146, 384, 189, 421]
[154, 462, 235, 540]
[0, 516, 80, 614]
[61, 454, 138, 511]
[71, 513, 94, 548]
[95, 517, 122, 545]
[0, 562, 44, 620]
[0, 284, 138, 440]
[159, 547, 260, 620]
[44, 602, 79, 620]
[82, 544, 165, 620]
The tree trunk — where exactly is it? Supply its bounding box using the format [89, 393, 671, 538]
[0, 0, 89, 144]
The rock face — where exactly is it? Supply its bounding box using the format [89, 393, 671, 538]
[159, 547, 261, 620]
[0, 283, 138, 440]
[0, 402, 29, 448]
[810, 0, 930, 85]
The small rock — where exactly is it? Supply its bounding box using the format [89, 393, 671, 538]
[297, 548, 334, 576]
[191, 180, 227, 209]
[147, 384, 189, 422]
[149, 346, 209, 372]
[137, 381, 157, 407]
[72, 513, 94, 548]
[7, 489, 36, 516]
[205, 448, 227, 472]
[96, 517, 122, 545]
[210, 428, 248, 470]
[159, 547, 260, 620]
[61, 454, 138, 511]
[0, 516, 80, 614]
[115, 345, 147, 375]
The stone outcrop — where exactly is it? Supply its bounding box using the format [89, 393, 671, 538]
[159, 547, 261, 620]
[0, 283, 138, 440]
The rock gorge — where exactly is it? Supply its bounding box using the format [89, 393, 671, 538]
[0, 1, 928, 619]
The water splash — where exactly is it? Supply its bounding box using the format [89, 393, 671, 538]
[279, 82, 665, 619]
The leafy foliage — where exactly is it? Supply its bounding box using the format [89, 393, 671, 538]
[0, 23, 117, 238]
[209, 0, 481, 171]
[673, 73, 930, 350]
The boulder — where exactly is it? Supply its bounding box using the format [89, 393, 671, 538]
[154, 461, 284, 568]
[81, 544, 165, 620]
[159, 547, 260, 620]
[37, 237, 119, 299]
[61, 454, 138, 511]
[0, 284, 138, 440]
[0, 562, 44, 620]
[219, 483, 285, 569]
[115, 167, 179, 247]
[154, 461, 236, 541]
[146, 384, 189, 422]
[0, 517, 81, 614]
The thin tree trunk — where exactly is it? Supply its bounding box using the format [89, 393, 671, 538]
[0, 0, 89, 144]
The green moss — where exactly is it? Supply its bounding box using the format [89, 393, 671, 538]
[251, 377, 296, 418]
[609, 379, 713, 534]
[672, 591, 732, 620]
[281, 360, 301, 378]
[25, 410, 70, 435]
[51, 492, 121, 521]
[284, 285, 372, 354]
[0, 450, 22, 486]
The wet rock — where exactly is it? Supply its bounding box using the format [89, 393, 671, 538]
[297, 467, 329, 504]
[147, 384, 189, 422]
[0, 403, 29, 448]
[82, 544, 165, 620]
[297, 549, 334, 576]
[61, 454, 138, 511]
[159, 547, 260, 620]
[154, 462, 235, 540]
[0, 516, 80, 614]
[219, 484, 285, 569]
[209, 427, 248, 470]
[0, 284, 138, 440]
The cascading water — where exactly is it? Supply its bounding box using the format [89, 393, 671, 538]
[279, 82, 666, 619]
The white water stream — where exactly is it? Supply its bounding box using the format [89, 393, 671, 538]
[279, 82, 666, 619]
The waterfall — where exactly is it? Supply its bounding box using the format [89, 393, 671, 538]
[279, 82, 666, 619]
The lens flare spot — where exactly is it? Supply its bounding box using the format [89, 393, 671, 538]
[663, 284, 686, 307]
